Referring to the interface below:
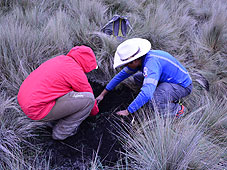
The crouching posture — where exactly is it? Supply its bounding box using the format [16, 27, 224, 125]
[97, 38, 192, 117]
[18, 46, 99, 140]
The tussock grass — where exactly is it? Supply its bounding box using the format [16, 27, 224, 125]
[115, 107, 225, 170]
[0, 0, 226, 169]
[0, 90, 51, 169]
[131, 4, 181, 52]
[102, 0, 138, 15]
[0, 12, 60, 94]
[186, 95, 227, 146]
[88, 35, 120, 84]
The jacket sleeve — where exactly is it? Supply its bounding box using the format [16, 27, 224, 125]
[127, 58, 161, 113]
[106, 67, 138, 91]
[90, 100, 99, 116]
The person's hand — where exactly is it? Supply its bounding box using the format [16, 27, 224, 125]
[96, 89, 108, 105]
[116, 110, 129, 116]
[96, 94, 104, 104]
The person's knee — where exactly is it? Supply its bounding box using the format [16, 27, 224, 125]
[153, 83, 172, 103]
[83, 92, 95, 106]
[156, 83, 171, 93]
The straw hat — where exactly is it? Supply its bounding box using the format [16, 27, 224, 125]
[113, 38, 151, 69]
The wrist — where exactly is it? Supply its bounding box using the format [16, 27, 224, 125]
[127, 107, 132, 114]
[102, 89, 109, 96]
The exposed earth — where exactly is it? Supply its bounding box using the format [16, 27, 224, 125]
[37, 82, 135, 169]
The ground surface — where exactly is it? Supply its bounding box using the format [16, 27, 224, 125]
[39, 82, 135, 169]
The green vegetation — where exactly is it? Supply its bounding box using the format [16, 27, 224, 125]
[0, 0, 226, 169]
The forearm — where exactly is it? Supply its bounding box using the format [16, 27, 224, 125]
[96, 89, 109, 104]
[106, 67, 135, 91]
[127, 92, 149, 113]
[127, 84, 156, 113]
[100, 89, 109, 97]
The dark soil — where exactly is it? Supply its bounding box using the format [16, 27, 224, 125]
[39, 82, 135, 170]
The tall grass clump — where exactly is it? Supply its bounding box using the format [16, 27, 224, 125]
[64, 0, 107, 46]
[187, 0, 227, 77]
[186, 95, 227, 144]
[43, 9, 74, 52]
[184, 0, 227, 109]
[0, 10, 62, 95]
[87, 35, 121, 84]
[115, 107, 225, 170]
[0, 0, 33, 15]
[0, 90, 51, 169]
[0, 0, 226, 169]
[125, 0, 194, 54]
[102, 0, 138, 15]
[191, 15, 226, 69]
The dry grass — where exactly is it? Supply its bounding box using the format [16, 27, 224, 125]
[0, 0, 226, 169]
[115, 104, 225, 170]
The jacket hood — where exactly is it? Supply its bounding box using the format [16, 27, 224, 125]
[66, 46, 97, 73]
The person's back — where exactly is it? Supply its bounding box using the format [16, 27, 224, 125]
[18, 56, 78, 119]
[145, 50, 192, 88]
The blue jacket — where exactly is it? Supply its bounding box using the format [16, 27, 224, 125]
[106, 50, 192, 113]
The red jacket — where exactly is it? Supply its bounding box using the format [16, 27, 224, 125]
[17, 46, 99, 120]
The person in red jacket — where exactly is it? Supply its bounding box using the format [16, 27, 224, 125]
[17, 46, 99, 140]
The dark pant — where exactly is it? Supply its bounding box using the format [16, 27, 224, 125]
[134, 72, 192, 116]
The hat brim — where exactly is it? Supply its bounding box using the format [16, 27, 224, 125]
[113, 38, 151, 69]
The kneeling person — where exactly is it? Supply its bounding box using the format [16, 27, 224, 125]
[96, 38, 192, 117]
[18, 46, 99, 140]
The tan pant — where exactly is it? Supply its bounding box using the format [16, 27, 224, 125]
[42, 91, 95, 140]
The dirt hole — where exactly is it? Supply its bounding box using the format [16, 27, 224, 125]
[37, 81, 135, 169]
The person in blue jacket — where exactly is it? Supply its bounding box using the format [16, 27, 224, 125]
[96, 38, 193, 117]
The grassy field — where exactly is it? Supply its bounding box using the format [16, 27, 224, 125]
[0, 0, 226, 169]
